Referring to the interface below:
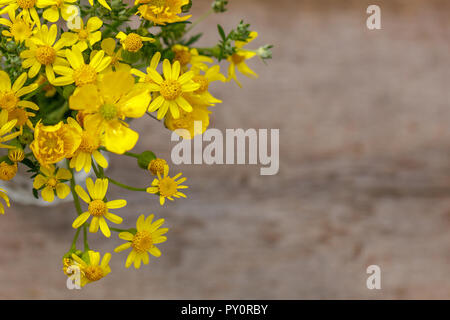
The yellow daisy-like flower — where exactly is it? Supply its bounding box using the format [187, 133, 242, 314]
[165, 104, 210, 139]
[53, 46, 111, 87]
[146, 59, 200, 120]
[172, 44, 213, 72]
[116, 32, 154, 53]
[69, 70, 151, 154]
[0, 71, 39, 114]
[33, 164, 71, 202]
[137, 0, 191, 26]
[0, 9, 34, 43]
[67, 117, 108, 173]
[0, 0, 52, 20]
[42, 0, 77, 22]
[114, 214, 168, 269]
[20, 24, 68, 81]
[72, 178, 125, 238]
[227, 31, 259, 87]
[146, 165, 187, 205]
[87, 0, 110, 11]
[0, 161, 17, 181]
[97, 38, 126, 72]
[0, 187, 10, 214]
[186, 65, 226, 106]
[61, 17, 103, 52]
[70, 251, 111, 287]
[0, 109, 20, 149]
[30, 120, 81, 167]
[131, 51, 161, 86]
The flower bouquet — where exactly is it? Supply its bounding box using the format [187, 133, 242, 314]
[0, 0, 272, 287]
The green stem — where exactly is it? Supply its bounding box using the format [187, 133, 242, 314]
[70, 228, 81, 250]
[83, 225, 89, 251]
[123, 151, 140, 159]
[186, 8, 214, 33]
[107, 176, 147, 192]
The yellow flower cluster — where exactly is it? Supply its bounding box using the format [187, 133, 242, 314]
[0, 0, 270, 287]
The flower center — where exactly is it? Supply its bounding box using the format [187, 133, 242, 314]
[192, 75, 209, 94]
[47, 177, 58, 188]
[131, 231, 153, 253]
[88, 200, 107, 216]
[158, 176, 178, 197]
[160, 80, 182, 100]
[124, 33, 143, 52]
[148, 158, 167, 175]
[73, 65, 97, 86]
[84, 265, 104, 281]
[231, 53, 246, 65]
[174, 50, 191, 66]
[172, 111, 193, 129]
[79, 132, 100, 153]
[8, 108, 28, 126]
[0, 91, 19, 111]
[35, 45, 56, 65]
[17, 0, 36, 9]
[0, 162, 17, 181]
[99, 103, 118, 121]
[41, 132, 64, 154]
[10, 20, 32, 42]
[78, 29, 89, 40]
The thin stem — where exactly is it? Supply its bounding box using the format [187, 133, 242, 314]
[70, 228, 81, 250]
[123, 151, 140, 159]
[107, 176, 147, 192]
[186, 8, 213, 33]
[146, 112, 160, 122]
[83, 225, 89, 251]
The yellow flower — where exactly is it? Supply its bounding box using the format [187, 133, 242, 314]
[87, 0, 110, 10]
[70, 251, 111, 287]
[30, 120, 81, 167]
[97, 38, 126, 72]
[114, 214, 168, 269]
[42, 0, 77, 22]
[0, 109, 20, 149]
[0, 9, 34, 43]
[33, 164, 71, 202]
[146, 59, 200, 120]
[0, 187, 10, 214]
[137, 0, 191, 25]
[0, 0, 53, 20]
[0, 161, 17, 180]
[8, 147, 24, 162]
[146, 165, 187, 205]
[20, 24, 69, 82]
[227, 31, 259, 87]
[131, 51, 161, 86]
[61, 17, 103, 52]
[0, 71, 39, 118]
[116, 32, 154, 53]
[67, 117, 108, 173]
[72, 178, 125, 238]
[52, 46, 111, 87]
[186, 65, 226, 106]
[69, 70, 151, 154]
[148, 158, 167, 175]
[164, 104, 210, 139]
[172, 44, 213, 72]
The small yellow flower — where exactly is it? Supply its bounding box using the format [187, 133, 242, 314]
[131, 51, 161, 86]
[70, 251, 111, 287]
[0, 109, 20, 149]
[72, 178, 125, 238]
[97, 38, 126, 72]
[0, 161, 17, 181]
[33, 164, 71, 202]
[172, 44, 213, 72]
[87, 0, 110, 10]
[137, 0, 191, 25]
[0, 9, 34, 43]
[146, 165, 187, 205]
[114, 214, 168, 269]
[69, 70, 151, 154]
[61, 17, 103, 52]
[0, 0, 53, 20]
[186, 65, 226, 106]
[146, 59, 200, 119]
[42, 0, 78, 22]
[67, 117, 108, 173]
[53, 46, 111, 87]
[227, 31, 259, 87]
[116, 32, 154, 53]
[148, 158, 167, 175]
[164, 104, 210, 139]
[8, 147, 24, 162]
[0, 187, 10, 214]
[30, 120, 81, 167]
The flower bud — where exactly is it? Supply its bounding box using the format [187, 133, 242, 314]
[137, 151, 156, 170]
[8, 148, 25, 162]
[0, 161, 17, 181]
[256, 45, 274, 60]
[148, 158, 167, 176]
